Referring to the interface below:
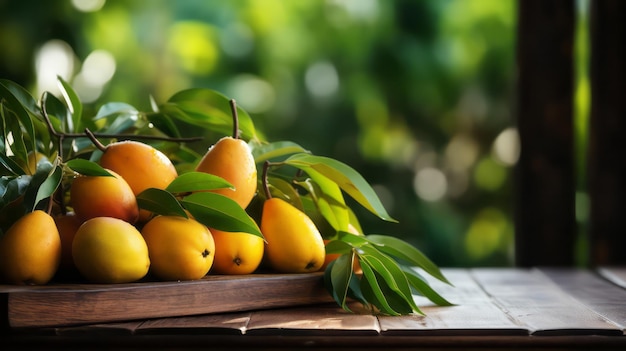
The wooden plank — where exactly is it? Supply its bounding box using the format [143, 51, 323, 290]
[245, 302, 380, 336]
[588, 0, 626, 266]
[541, 268, 626, 333]
[472, 268, 622, 335]
[378, 269, 528, 336]
[515, 0, 576, 266]
[54, 321, 143, 337]
[598, 267, 626, 289]
[1, 273, 332, 328]
[135, 312, 250, 335]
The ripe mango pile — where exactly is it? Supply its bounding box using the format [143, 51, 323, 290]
[0, 133, 337, 285]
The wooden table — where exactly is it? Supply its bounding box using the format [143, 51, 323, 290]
[2, 268, 626, 350]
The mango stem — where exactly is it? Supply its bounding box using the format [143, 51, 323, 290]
[85, 128, 107, 152]
[229, 99, 240, 140]
[262, 160, 272, 199]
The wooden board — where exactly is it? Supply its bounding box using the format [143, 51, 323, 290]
[378, 269, 528, 336]
[4, 268, 626, 350]
[471, 268, 623, 336]
[0, 273, 333, 329]
[542, 268, 626, 332]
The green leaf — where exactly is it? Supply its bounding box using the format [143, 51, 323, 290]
[145, 112, 182, 138]
[337, 230, 371, 247]
[57, 76, 82, 133]
[32, 164, 62, 211]
[365, 234, 451, 285]
[166, 171, 233, 194]
[285, 153, 396, 223]
[95, 103, 139, 135]
[22, 162, 54, 211]
[267, 175, 303, 208]
[346, 269, 369, 307]
[325, 239, 353, 255]
[136, 188, 188, 217]
[0, 153, 25, 176]
[296, 176, 350, 232]
[0, 86, 32, 161]
[358, 259, 401, 316]
[402, 266, 454, 306]
[94, 102, 138, 120]
[0, 79, 40, 117]
[181, 192, 263, 238]
[1, 175, 31, 208]
[329, 253, 355, 311]
[162, 88, 257, 140]
[358, 245, 421, 314]
[251, 140, 309, 164]
[42, 92, 71, 133]
[65, 159, 113, 177]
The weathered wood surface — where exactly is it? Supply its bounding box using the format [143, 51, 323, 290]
[0, 272, 332, 328]
[3, 268, 626, 350]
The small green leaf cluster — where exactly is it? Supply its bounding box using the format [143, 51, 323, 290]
[1, 76, 453, 315]
[324, 233, 453, 315]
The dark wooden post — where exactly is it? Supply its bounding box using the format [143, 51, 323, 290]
[515, 0, 576, 266]
[588, 0, 626, 266]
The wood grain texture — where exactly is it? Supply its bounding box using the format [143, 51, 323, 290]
[471, 268, 623, 336]
[5, 268, 626, 350]
[541, 268, 626, 333]
[245, 302, 380, 336]
[136, 312, 251, 335]
[1, 273, 332, 328]
[598, 267, 626, 289]
[378, 269, 528, 336]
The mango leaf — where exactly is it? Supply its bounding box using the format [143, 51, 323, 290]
[401, 266, 454, 307]
[162, 88, 257, 140]
[285, 153, 396, 223]
[94, 103, 140, 135]
[0, 85, 32, 160]
[358, 245, 421, 314]
[267, 175, 303, 208]
[31, 164, 62, 211]
[0, 79, 40, 117]
[295, 176, 348, 233]
[166, 171, 233, 194]
[0, 153, 25, 176]
[251, 140, 309, 164]
[337, 230, 371, 247]
[146, 112, 182, 138]
[345, 269, 369, 307]
[181, 192, 263, 238]
[136, 188, 188, 218]
[328, 253, 355, 312]
[42, 92, 70, 133]
[94, 102, 138, 120]
[22, 162, 54, 211]
[324, 239, 353, 255]
[65, 159, 113, 177]
[0, 175, 30, 209]
[358, 258, 401, 316]
[57, 76, 82, 133]
[365, 234, 451, 285]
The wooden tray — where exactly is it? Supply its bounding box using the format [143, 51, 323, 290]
[0, 273, 333, 329]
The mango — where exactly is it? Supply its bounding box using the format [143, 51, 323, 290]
[70, 169, 139, 224]
[0, 210, 61, 285]
[261, 197, 325, 273]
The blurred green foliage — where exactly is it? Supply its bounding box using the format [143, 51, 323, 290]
[0, 0, 518, 266]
